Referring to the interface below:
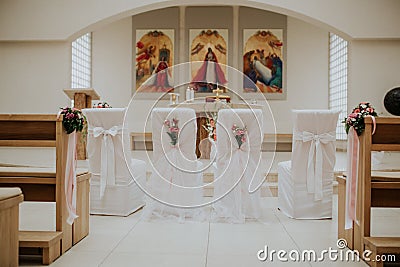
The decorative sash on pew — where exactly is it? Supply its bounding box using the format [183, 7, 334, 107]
[65, 132, 78, 225]
[345, 116, 376, 230]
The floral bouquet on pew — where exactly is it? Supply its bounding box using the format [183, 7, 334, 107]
[164, 118, 179, 146]
[343, 102, 378, 136]
[59, 107, 87, 135]
[232, 124, 247, 149]
[93, 102, 112, 108]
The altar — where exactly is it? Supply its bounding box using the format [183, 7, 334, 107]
[170, 101, 262, 157]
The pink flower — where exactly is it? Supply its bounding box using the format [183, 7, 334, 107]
[353, 108, 360, 113]
[170, 127, 179, 133]
[367, 107, 374, 113]
[66, 113, 75, 119]
[241, 136, 246, 142]
[232, 125, 237, 131]
[164, 120, 170, 126]
[239, 129, 247, 135]
[349, 113, 358, 118]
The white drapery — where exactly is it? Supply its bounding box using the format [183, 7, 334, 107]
[90, 125, 122, 198]
[293, 131, 336, 201]
[212, 109, 264, 223]
[278, 110, 339, 219]
[83, 108, 146, 216]
[142, 108, 205, 222]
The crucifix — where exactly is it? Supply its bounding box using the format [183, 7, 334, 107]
[212, 84, 224, 101]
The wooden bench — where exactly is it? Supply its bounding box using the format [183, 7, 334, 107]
[19, 231, 63, 265]
[337, 171, 400, 251]
[336, 175, 354, 249]
[363, 237, 400, 267]
[351, 117, 400, 266]
[0, 187, 24, 266]
[0, 114, 90, 264]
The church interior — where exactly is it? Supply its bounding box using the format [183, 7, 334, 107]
[1, 1, 400, 266]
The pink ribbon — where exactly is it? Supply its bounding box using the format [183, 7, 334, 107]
[345, 115, 376, 229]
[65, 131, 78, 225]
[57, 112, 78, 225]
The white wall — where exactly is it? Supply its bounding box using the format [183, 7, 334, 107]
[0, 42, 70, 166]
[92, 17, 133, 107]
[1, 0, 400, 41]
[269, 17, 329, 132]
[92, 12, 328, 133]
[0, 42, 70, 113]
[349, 40, 400, 116]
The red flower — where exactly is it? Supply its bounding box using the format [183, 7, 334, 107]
[136, 41, 144, 49]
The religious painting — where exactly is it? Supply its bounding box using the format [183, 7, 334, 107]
[243, 29, 284, 97]
[135, 29, 174, 93]
[189, 29, 228, 93]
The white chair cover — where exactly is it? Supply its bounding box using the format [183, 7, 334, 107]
[83, 108, 146, 216]
[212, 109, 264, 223]
[142, 108, 205, 222]
[278, 109, 339, 219]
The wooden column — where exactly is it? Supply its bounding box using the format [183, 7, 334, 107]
[63, 88, 100, 160]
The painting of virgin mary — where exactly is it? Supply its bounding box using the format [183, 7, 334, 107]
[189, 29, 228, 92]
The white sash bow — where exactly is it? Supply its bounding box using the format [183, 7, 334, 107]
[294, 131, 336, 201]
[91, 125, 122, 198]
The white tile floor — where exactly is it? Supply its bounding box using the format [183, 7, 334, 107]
[18, 197, 400, 267]
[17, 151, 400, 267]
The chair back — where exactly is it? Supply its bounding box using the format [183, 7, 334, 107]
[83, 108, 131, 185]
[215, 109, 263, 193]
[151, 108, 197, 164]
[291, 109, 339, 186]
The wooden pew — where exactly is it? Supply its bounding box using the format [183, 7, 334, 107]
[354, 117, 400, 266]
[0, 114, 90, 264]
[0, 187, 24, 266]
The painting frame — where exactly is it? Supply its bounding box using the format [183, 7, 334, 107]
[133, 29, 175, 98]
[242, 29, 286, 100]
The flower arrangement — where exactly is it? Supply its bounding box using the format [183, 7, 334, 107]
[59, 107, 86, 134]
[343, 102, 378, 136]
[164, 118, 179, 146]
[232, 124, 247, 149]
[202, 112, 217, 141]
[93, 102, 112, 108]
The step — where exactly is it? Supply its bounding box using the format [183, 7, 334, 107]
[19, 231, 62, 265]
[202, 173, 338, 197]
[363, 237, 400, 267]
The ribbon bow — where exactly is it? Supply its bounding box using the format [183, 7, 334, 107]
[294, 131, 336, 201]
[91, 125, 122, 198]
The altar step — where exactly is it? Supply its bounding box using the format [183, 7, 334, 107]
[144, 172, 338, 197]
[202, 172, 339, 197]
